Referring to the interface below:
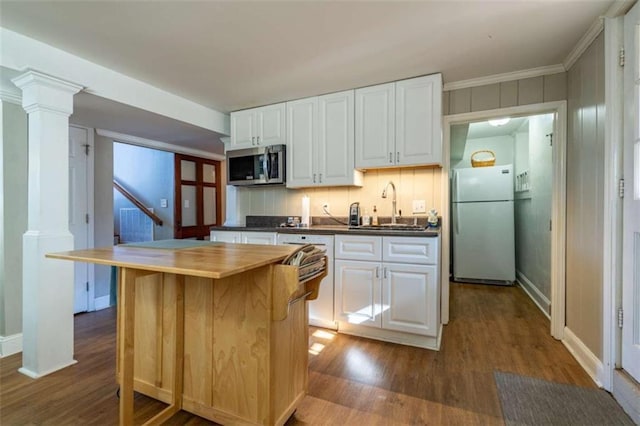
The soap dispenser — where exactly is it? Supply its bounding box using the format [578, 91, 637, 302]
[372, 205, 379, 226]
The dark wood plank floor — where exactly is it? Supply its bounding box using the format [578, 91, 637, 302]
[0, 283, 596, 425]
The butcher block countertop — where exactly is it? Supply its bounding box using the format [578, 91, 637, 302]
[47, 240, 298, 279]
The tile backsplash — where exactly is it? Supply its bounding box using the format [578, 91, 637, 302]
[226, 167, 443, 225]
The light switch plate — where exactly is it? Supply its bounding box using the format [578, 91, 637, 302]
[160, 198, 168, 208]
[412, 200, 426, 214]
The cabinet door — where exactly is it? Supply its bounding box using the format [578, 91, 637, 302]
[335, 260, 381, 327]
[395, 74, 442, 166]
[210, 231, 242, 243]
[286, 97, 317, 188]
[317, 90, 360, 186]
[230, 110, 256, 150]
[382, 263, 439, 336]
[355, 83, 396, 169]
[241, 231, 277, 245]
[335, 235, 382, 262]
[256, 103, 286, 146]
[383, 236, 439, 265]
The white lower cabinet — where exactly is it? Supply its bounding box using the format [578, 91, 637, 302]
[335, 260, 381, 327]
[210, 230, 277, 245]
[335, 235, 440, 346]
[382, 263, 438, 336]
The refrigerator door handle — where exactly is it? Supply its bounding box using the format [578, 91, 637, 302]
[452, 171, 459, 202]
[453, 203, 459, 234]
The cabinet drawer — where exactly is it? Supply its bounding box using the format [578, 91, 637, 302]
[335, 235, 382, 261]
[383, 236, 438, 265]
[210, 231, 242, 243]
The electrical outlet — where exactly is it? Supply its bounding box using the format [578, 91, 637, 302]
[322, 203, 330, 214]
[412, 200, 426, 214]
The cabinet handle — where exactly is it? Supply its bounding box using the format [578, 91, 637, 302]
[313, 173, 317, 183]
[376, 266, 379, 278]
[396, 152, 400, 163]
[256, 136, 260, 145]
[389, 152, 393, 163]
[384, 267, 388, 279]
[252, 136, 256, 145]
[319, 173, 322, 183]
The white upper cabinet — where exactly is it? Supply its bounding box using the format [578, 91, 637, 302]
[356, 74, 442, 168]
[287, 90, 363, 188]
[355, 82, 396, 168]
[286, 96, 317, 187]
[228, 103, 286, 151]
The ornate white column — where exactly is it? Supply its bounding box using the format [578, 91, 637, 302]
[12, 70, 82, 378]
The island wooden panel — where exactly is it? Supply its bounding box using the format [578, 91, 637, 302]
[125, 264, 321, 425]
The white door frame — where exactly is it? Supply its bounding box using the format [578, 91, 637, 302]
[602, 16, 624, 392]
[69, 124, 96, 312]
[440, 101, 567, 340]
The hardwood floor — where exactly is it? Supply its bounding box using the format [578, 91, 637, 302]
[0, 283, 595, 425]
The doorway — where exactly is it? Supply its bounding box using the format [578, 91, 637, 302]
[441, 101, 567, 339]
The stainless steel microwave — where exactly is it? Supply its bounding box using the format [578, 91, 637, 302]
[227, 144, 286, 186]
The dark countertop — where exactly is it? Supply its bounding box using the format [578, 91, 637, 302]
[211, 224, 440, 237]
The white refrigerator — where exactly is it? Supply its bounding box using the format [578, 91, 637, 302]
[452, 165, 515, 284]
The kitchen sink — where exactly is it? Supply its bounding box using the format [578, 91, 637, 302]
[349, 224, 426, 231]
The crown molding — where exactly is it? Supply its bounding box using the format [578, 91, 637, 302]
[0, 90, 21, 105]
[562, 1, 632, 71]
[563, 17, 604, 71]
[443, 64, 566, 91]
[96, 129, 225, 161]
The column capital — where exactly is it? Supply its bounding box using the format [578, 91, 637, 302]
[12, 70, 82, 116]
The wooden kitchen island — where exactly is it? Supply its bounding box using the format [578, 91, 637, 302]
[47, 240, 326, 426]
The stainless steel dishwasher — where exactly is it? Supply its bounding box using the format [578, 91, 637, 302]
[277, 233, 336, 330]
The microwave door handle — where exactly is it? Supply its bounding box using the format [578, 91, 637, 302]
[263, 152, 270, 182]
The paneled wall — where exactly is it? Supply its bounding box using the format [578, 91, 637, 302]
[444, 72, 566, 115]
[228, 167, 442, 225]
[0, 101, 27, 337]
[566, 32, 605, 359]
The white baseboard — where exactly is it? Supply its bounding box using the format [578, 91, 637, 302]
[0, 333, 23, 357]
[516, 271, 551, 319]
[562, 327, 604, 387]
[94, 295, 111, 311]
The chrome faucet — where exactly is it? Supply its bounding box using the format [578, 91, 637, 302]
[381, 181, 397, 224]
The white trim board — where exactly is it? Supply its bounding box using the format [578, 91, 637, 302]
[516, 271, 551, 320]
[96, 129, 225, 161]
[0, 333, 22, 357]
[602, 15, 625, 393]
[563, 327, 605, 387]
[0, 90, 21, 105]
[613, 369, 640, 424]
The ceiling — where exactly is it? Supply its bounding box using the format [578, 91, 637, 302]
[0, 1, 628, 152]
[467, 117, 528, 139]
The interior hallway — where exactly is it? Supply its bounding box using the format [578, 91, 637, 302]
[0, 283, 601, 425]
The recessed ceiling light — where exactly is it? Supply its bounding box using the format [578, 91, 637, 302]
[488, 118, 510, 127]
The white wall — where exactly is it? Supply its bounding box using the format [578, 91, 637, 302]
[514, 114, 553, 310]
[0, 101, 27, 337]
[94, 133, 114, 300]
[451, 135, 514, 170]
[113, 142, 175, 241]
